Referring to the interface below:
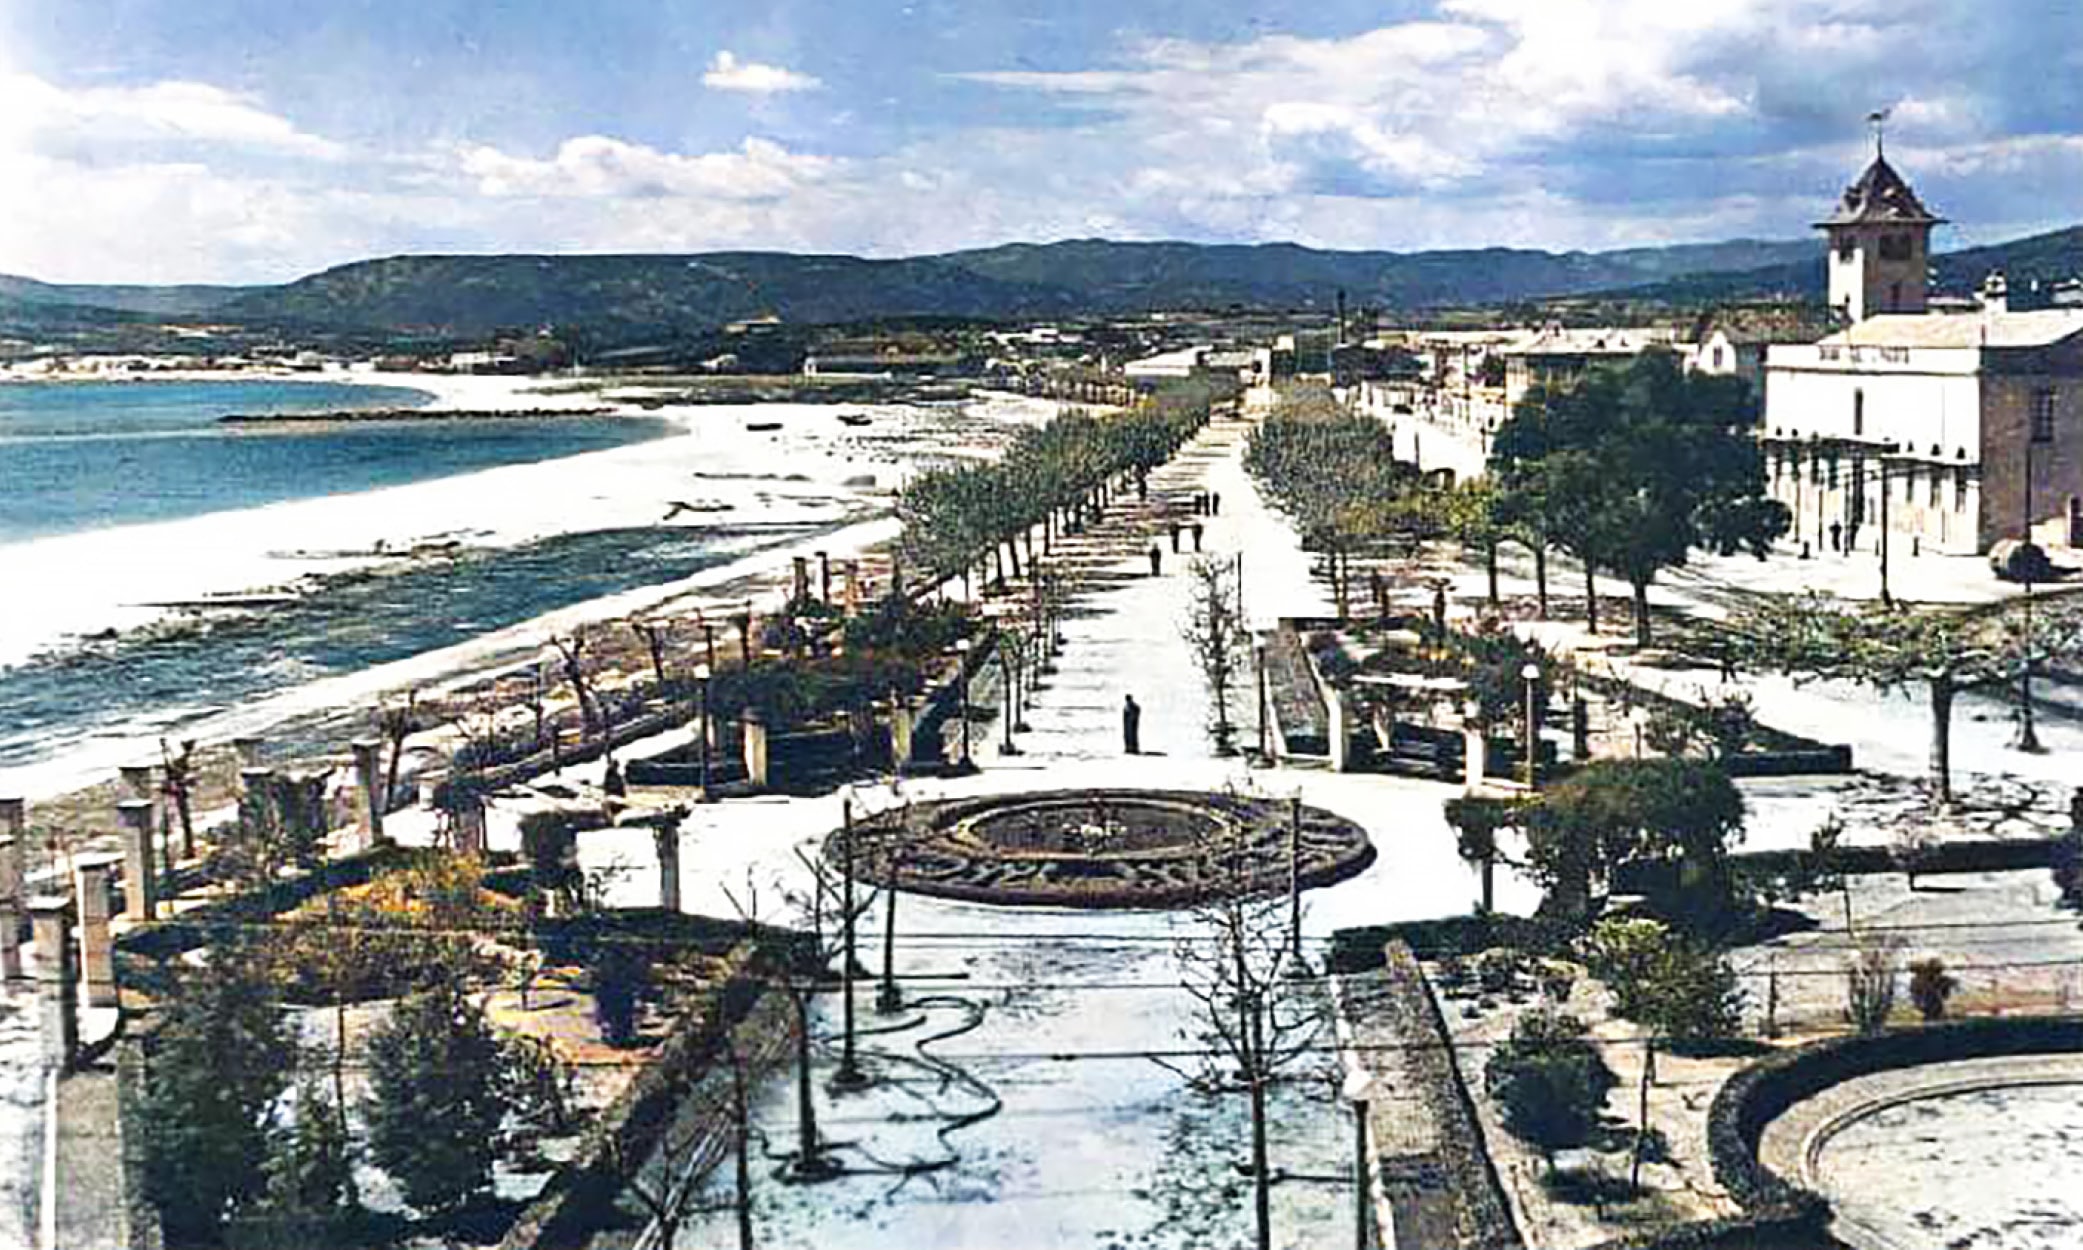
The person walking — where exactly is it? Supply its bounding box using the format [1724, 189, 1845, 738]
[1828, 520, 1843, 554]
[1169, 522, 1182, 553]
[1191, 521, 1204, 552]
[1148, 544, 1163, 576]
[1122, 694, 1143, 755]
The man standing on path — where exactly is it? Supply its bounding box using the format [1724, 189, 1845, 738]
[1191, 522, 1204, 552]
[1123, 694, 1142, 755]
[1149, 544, 1163, 577]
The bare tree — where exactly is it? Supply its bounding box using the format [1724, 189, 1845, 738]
[158, 736, 199, 862]
[1181, 555, 1248, 755]
[629, 615, 675, 689]
[376, 690, 421, 817]
[1163, 814, 1328, 1250]
[549, 631, 608, 756]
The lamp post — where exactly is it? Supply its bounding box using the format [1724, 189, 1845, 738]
[955, 638, 975, 773]
[1520, 662, 1541, 790]
[832, 786, 869, 1090]
[1344, 1070, 1375, 1250]
[693, 661, 713, 801]
[2018, 421, 2048, 753]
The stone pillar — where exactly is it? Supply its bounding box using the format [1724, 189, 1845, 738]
[742, 711, 770, 790]
[116, 800, 157, 922]
[73, 855, 118, 1009]
[0, 833, 21, 980]
[844, 560, 863, 615]
[889, 699, 915, 773]
[791, 556, 810, 603]
[817, 550, 832, 604]
[30, 896, 77, 1070]
[653, 825, 682, 913]
[1327, 687, 1351, 773]
[1463, 723, 1488, 793]
[451, 797, 487, 859]
[350, 738, 386, 850]
[240, 766, 276, 821]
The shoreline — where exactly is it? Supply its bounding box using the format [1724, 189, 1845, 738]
[0, 387, 1063, 802]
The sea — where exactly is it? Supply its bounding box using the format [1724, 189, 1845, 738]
[0, 378, 766, 787]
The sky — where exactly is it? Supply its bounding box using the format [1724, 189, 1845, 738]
[1, 0, 2079, 284]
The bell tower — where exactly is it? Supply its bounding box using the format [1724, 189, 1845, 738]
[1817, 125, 1942, 323]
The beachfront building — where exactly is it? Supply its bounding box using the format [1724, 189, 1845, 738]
[1762, 145, 2083, 557]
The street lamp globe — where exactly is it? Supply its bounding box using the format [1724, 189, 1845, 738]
[1520, 662, 1540, 682]
[693, 661, 711, 682]
[1342, 1069, 1374, 1104]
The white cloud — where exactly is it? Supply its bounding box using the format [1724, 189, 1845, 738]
[701, 52, 821, 94]
[457, 135, 834, 201]
[0, 71, 340, 159]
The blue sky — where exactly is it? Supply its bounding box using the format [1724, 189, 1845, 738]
[2, 0, 2078, 283]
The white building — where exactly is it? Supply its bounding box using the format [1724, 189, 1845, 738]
[1763, 151, 2083, 557]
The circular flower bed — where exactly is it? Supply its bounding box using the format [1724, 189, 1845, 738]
[830, 788, 1376, 909]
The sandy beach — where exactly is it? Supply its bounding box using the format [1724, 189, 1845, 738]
[0, 372, 1062, 800]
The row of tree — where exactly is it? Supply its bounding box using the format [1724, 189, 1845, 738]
[898, 377, 1231, 589]
[1242, 383, 1433, 617]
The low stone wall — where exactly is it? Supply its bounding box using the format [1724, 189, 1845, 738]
[1357, 940, 1524, 1250]
[497, 968, 788, 1250]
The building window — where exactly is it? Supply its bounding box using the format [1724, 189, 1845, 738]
[1853, 390, 1865, 437]
[1879, 234, 1914, 262]
[1811, 452, 1823, 486]
[1929, 470, 1941, 509]
[1713, 345, 1727, 369]
[1955, 468, 1969, 512]
[2032, 389, 2057, 444]
[1827, 456, 1839, 490]
[1837, 240, 1856, 263]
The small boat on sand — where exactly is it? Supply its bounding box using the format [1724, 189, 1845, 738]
[745, 420, 783, 433]
[836, 411, 872, 427]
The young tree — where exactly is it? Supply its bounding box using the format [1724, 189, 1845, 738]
[1444, 795, 1516, 914]
[139, 940, 294, 1244]
[363, 979, 511, 1220]
[1845, 935, 1901, 1035]
[1735, 591, 2083, 805]
[1181, 555, 1248, 754]
[1484, 1009, 1616, 1173]
[1165, 818, 1326, 1250]
[157, 736, 200, 861]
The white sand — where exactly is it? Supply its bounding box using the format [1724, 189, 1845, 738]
[0, 384, 1060, 799]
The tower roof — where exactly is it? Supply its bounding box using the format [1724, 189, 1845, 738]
[1816, 154, 1944, 228]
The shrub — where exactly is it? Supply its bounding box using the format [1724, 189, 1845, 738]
[1485, 1010, 1617, 1167]
[1908, 957, 1957, 1023]
[363, 980, 510, 1219]
[1845, 936, 1901, 1034]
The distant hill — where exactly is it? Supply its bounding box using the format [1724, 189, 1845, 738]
[19, 229, 2080, 346]
[187, 237, 1816, 340]
[0, 273, 249, 318]
[1604, 224, 2083, 305]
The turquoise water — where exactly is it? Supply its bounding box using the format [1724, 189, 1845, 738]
[0, 378, 667, 542]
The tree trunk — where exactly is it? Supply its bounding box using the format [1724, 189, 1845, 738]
[1480, 857, 1495, 915]
[793, 989, 820, 1171]
[1006, 536, 1022, 581]
[1928, 676, 1955, 806]
[1584, 556, 1600, 635]
[1632, 578, 1652, 648]
[734, 1060, 755, 1250]
[1533, 541, 1550, 620]
[1485, 539, 1500, 607]
[1247, 999, 1272, 1250]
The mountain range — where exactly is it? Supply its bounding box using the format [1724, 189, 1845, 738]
[2, 227, 2077, 345]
